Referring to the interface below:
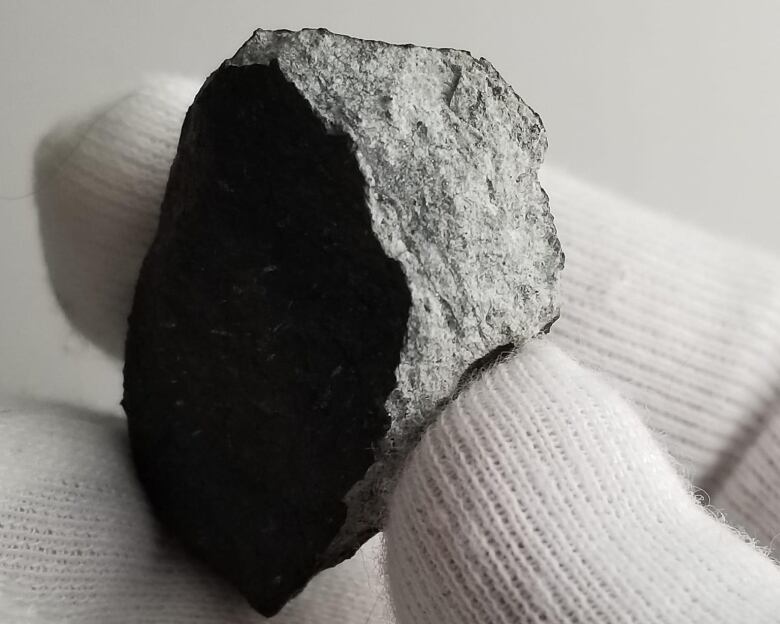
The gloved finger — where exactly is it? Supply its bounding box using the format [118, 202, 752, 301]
[0, 402, 392, 624]
[34, 77, 199, 359]
[547, 171, 780, 491]
[385, 338, 780, 623]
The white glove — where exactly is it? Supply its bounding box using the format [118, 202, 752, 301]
[2, 76, 778, 623]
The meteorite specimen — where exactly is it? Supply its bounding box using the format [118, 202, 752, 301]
[123, 28, 563, 616]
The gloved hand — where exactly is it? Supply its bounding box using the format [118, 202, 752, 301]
[2, 76, 780, 623]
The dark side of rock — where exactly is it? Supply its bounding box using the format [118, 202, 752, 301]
[123, 59, 410, 615]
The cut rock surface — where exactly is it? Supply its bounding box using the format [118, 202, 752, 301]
[123, 27, 563, 616]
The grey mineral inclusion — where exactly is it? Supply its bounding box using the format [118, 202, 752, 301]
[123, 27, 563, 614]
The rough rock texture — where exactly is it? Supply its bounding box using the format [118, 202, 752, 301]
[123, 28, 563, 616]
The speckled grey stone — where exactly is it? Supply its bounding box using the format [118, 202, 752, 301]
[124, 28, 563, 615]
[239, 27, 563, 556]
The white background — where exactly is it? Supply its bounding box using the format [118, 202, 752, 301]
[2, 0, 779, 410]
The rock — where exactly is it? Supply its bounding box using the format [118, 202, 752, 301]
[123, 28, 563, 616]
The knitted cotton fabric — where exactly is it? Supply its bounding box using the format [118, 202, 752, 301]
[549, 171, 780, 490]
[9, 77, 780, 622]
[385, 340, 780, 623]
